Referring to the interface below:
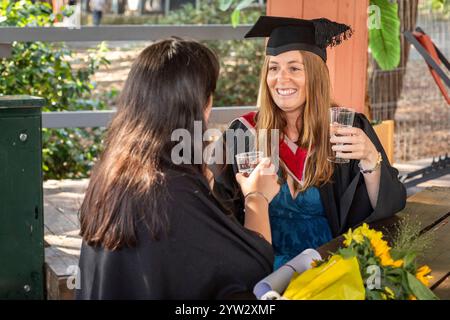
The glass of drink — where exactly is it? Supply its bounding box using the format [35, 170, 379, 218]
[235, 151, 263, 176]
[327, 107, 355, 164]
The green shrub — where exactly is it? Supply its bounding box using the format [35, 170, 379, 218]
[0, 0, 110, 179]
[1, 0, 264, 179]
[158, 0, 266, 107]
[99, 0, 266, 107]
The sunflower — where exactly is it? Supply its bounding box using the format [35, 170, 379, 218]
[344, 223, 385, 247]
[359, 223, 383, 241]
[384, 286, 395, 299]
[343, 228, 364, 246]
[370, 237, 403, 268]
[416, 265, 433, 287]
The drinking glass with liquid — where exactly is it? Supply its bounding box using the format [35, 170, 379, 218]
[235, 151, 263, 176]
[327, 107, 355, 164]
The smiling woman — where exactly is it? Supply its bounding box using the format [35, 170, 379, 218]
[211, 15, 406, 271]
[266, 51, 307, 114]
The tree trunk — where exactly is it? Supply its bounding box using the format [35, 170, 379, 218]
[368, 0, 419, 121]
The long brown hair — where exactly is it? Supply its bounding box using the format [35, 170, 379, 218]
[79, 38, 220, 250]
[256, 50, 334, 192]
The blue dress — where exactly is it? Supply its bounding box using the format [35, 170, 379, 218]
[269, 183, 333, 270]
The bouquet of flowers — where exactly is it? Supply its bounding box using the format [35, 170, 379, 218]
[280, 221, 438, 300]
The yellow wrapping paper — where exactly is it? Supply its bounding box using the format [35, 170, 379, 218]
[283, 255, 365, 300]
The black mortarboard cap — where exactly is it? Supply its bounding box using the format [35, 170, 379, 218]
[245, 16, 353, 62]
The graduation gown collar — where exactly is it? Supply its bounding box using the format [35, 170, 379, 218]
[237, 111, 308, 183]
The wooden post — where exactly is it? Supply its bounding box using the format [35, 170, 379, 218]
[52, 0, 64, 21]
[164, 0, 170, 16]
[139, 0, 146, 15]
[373, 120, 395, 164]
[111, 0, 119, 14]
[0, 43, 12, 58]
[267, 0, 369, 113]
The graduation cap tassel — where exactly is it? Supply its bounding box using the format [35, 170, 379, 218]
[312, 18, 353, 48]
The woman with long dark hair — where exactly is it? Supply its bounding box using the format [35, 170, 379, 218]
[77, 38, 280, 299]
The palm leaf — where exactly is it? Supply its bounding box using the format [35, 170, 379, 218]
[236, 0, 256, 11]
[231, 8, 240, 27]
[369, 0, 401, 70]
[219, 0, 234, 11]
[230, 0, 256, 27]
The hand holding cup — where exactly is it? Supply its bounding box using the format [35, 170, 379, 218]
[235, 157, 280, 203]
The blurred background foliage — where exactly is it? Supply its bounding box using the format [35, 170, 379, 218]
[0, 0, 110, 179]
[0, 0, 265, 179]
[425, 0, 450, 17]
[148, 0, 266, 107]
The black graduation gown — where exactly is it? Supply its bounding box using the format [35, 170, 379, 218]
[76, 169, 274, 300]
[210, 112, 407, 237]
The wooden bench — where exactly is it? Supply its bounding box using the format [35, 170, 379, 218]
[44, 233, 81, 299]
[43, 179, 86, 300]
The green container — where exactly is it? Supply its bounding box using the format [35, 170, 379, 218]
[0, 95, 45, 299]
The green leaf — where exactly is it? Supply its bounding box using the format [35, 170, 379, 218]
[336, 247, 356, 259]
[402, 252, 417, 269]
[219, 0, 234, 11]
[369, 0, 401, 70]
[231, 8, 240, 27]
[406, 272, 439, 300]
[366, 288, 379, 300]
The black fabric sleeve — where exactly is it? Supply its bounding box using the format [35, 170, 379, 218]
[339, 113, 407, 230]
[209, 120, 254, 224]
[164, 172, 273, 299]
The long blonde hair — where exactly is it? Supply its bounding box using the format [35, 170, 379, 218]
[256, 50, 334, 192]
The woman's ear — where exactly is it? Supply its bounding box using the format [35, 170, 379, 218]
[204, 95, 213, 123]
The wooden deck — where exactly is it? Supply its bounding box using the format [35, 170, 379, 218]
[43, 163, 450, 300]
[44, 179, 87, 300]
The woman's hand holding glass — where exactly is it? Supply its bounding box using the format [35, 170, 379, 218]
[330, 126, 379, 169]
[235, 157, 280, 203]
